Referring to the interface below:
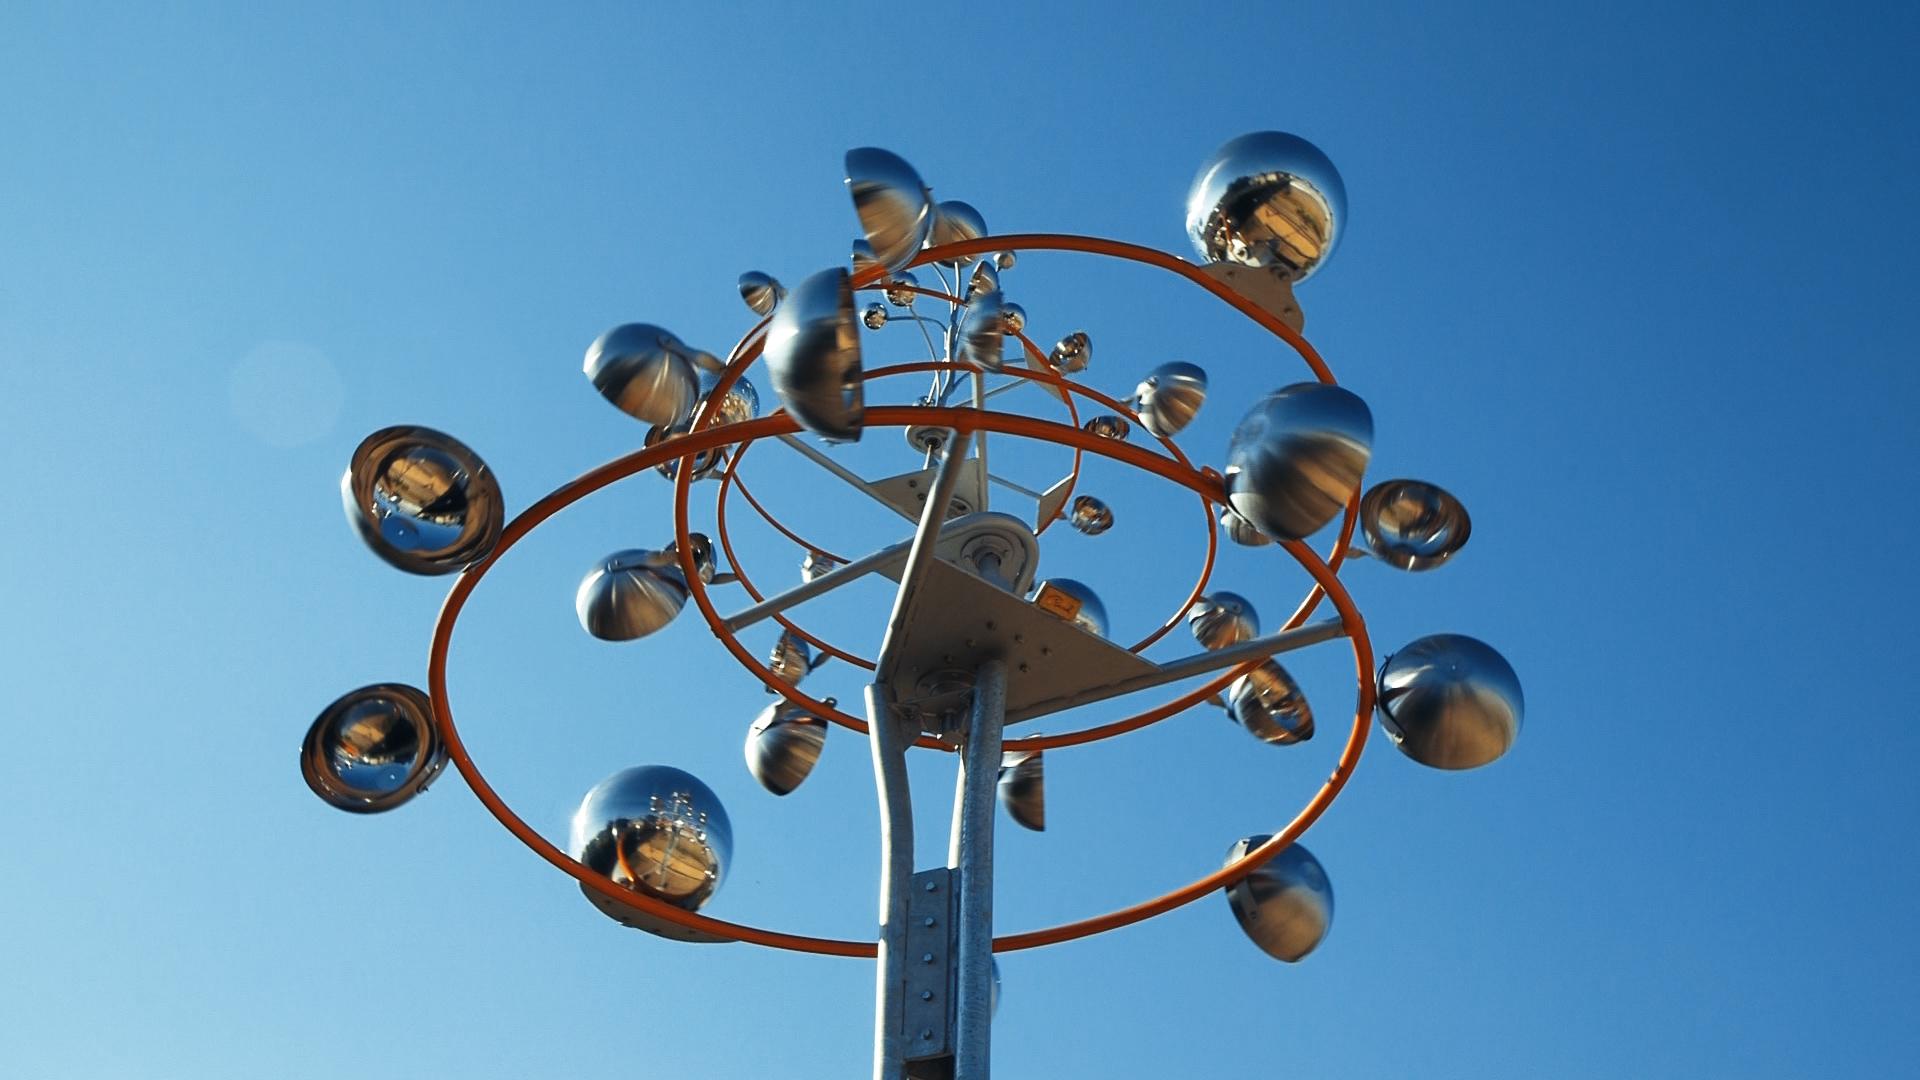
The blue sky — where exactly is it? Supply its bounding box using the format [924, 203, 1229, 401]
[3, 3, 1917, 1077]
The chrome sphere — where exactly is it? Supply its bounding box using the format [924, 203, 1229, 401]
[1377, 634, 1523, 770]
[764, 267, 864, 442]
[967, 259, 1000, 298]
[1000, 302, 1027, 335]
[569, 765, 732, 911]
[1224, 837, 1333, 962]
[1084, 414, 1129, 441]
[668, 531, 720, 584]
[801, 549, 843, 582]
[885, 271, 919, 308]
[846, 147, 933, 274]
[301, 683, 446, 813]
[575, 549, 689, 641]
[1132, 361, 1208, 437]
[1186, 131, 1346, 282]
[695, 369, 759, 429]
[583, 323, 702, 427]
[927, 199, 988, 265]
[341, 426, 505, 576]
[862, 302, 889, 330]
[1219, 507, 1273, 547]
[644, 421, 724, 482]
[1228, 659, 1314, 744]
[1069, 494, 1114, 536]
[997, 750, 1045, 831]
[1029, 578, 1108, 637]
[1188, 591, 1259, 650]
[737, 271, 785, 316]
[1224, 382, 1372, 541]
[745, 699, 830, 796]
[766, 629, 812, 688]
[1049, 331, 1091, 374]
[958, 290, 1009, 372]
[994, 250, 1016, 270]
[1360, 479, 1472, 571]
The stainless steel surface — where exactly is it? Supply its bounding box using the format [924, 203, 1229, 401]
[765, 267, 865, 441]
[583, 322, 702, 426]
[1186, 131, 1346, 282]
[864, 302, 890, 329]
[696, 368, 760, 428]
[847, 147, 934, 274]
[957, 290, 1009, 372]
[670, 531, 720, 584]
[341, 425, 504, 576]
[738, 270, 786, 315]
[1048, 330, 1091, 374]
[994, 251, 1015, 270]
[569, 765, 732, 913]
[885, 270, 919, 308]
[903, 868, 956, 1064]
[1132, 361, 1208, 437]
[1224, 381, 1373, 540]
[1188, 590, 1259, 649]
[966, 259, 1000, 298]
[1034, 475, 1072, 531]
[997, 750, 1044, 831]
[1198, 261, 1304, 333]
[1000, 302, 1025, 335]
[644, 420, 724, 481]
[766, 628, 813, 687]
[874, 441, 975, 684]
[1377, 633, 1523, 770]
[953, 658, 1007, 1079]
[868, 683, 915, 1080]
[1228, 659, 1314, 744]
[1219, 506, 1274, 547]
[927, 199, 987, 265]
[301, 683, 446, 813]
[575, 548, 689, 640]
[1068, 494, 1113, 535]
[1081, 415, 1128, 442]
[1224, 836, 1333, 962]
[1028, 577, 1107, 638]
[868, 455, 989, 521]
[745, 698, 831, 795]
[852, 237, 881, 277]
[1359, 479, 1472, 571]
[803, 549, 844, 582]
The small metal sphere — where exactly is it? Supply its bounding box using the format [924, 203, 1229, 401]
[846, 147, 934, 274]
[927, 199, 988, 265]
[1224, 837, 1333, 962]
[1132, 361, 1208, 437]
[801, 549, 843, 582]
[575, 549, 689, 641]
[967, 259, 1000, 298]
[1188, 591, 1259, 650]
[301, 683, 446, 813]
[1048, 331, 1091, 374]
[696, 369, 759, 429]
[1227, 659, 1314, 744]
[1186, 131, 1347, 282]
[1029, 578, 1108, 638]
[994, 251, 1016, 270]
[644, 421, 724, 482]
[669, 531, 720, 584]
[863, 302, 889, 330]
[1000, 302, 1027, 335]
[569, 765, 732, 911]
[1219, 506, 1273, 547]
[1377, 634, 1523, 770]
[1083, 414, 1130, 441]
[737, 271, 785, 316]
[583, 323, 702, 427]
[766, 629, 812, 688]
[885, 271, 919, 308]
[764, 266, 865, 442]
[745, 699, 831, 796]
[341, 426, 505, 575]
[957, 290, 1009, 372]
[1224, 382, 1373, 541]
[997, 750, 1045, 831]
[1359, 479, 1471, 571]
[1069, 494, 1113, 536]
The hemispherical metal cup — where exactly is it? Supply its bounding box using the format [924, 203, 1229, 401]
[1132, 361, 1208, 437]
[301, 683, 447, 813]
[851, 238, 881, 277]
[885, 270, 919, 308]
[1000, 302, 1026, 335]
[1069, 494, 1113, 536]
[695, 369, 759, 430]
[997, 750, 1045, 831]
[1359, 479, 1471, 571]
[1083, 414, 1129, 441]
[644, 421, 724, 482]
[583, 323, 702, 427]
[737, 271, 785, 316]
[967, 260, 1000, 299]
[927, 199, 987, 265]
[575, 549, 689, 641]
[1377, 634, 1523, 769]
[764, 267, 864, 442]
[1224, 382, 1373, 541]
[1219, 506, 1273, 547]
[569, 765, 732, 911]
[341, 426, 505, 575]
[801, 549, 843, 582]
[1223, 836, 1333, 962]
[1228, 659, 1314, 744]
[862, 302, 889, 330]
[669, 531, 720, 584]
[1029, 578, 1108, 638]
[1186, 131, 1346, 281]
[958, 290, 1009, 372]
[1188, 591, 1259, 650]
[1049, 331, 1091, 374]
[745, 699, 830, 796]
[846, 147, 934, 274]
[766, 629, 812, 688]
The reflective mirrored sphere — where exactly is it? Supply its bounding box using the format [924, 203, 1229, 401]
[997, 750, 1045, 831]
[863, 302, 889, 330]
[342, 426, 505, 575]
[1188, 591, 1259, 650]
[967, 259, 1000, 298]
[737, 271, 785, 316]
[885, 271, 919, 308]
[584, 323, 702, 427]
[575, 549, 689, 641]
[994, 251, 1016, 270]
[645, 421, 724, 482]
[1029, 578, 1108, 637]
[668, 531, 720, 584]
[1049, 331, 1091, 374]
[1219, 506, 1273, 547]
[1360, 479, 1472, 571]
[958, 290, 1009, 372]
[1377, 634, 1523, 770]
[765, 267, 864, 442]
[1000, 302, 1026, 335]
[766, 629, 812, 688]
[1224, 382, 1372, 541]
[1084, 414, 1129, 441]
[1186, 131, 1346, 282]
[301, 683, 446, 813]
[695, 369, 759, 429]
[801, 549, 843, 582]
[745, 699, 830, 796]
[846, 147, 934, 274]
[1132, 361, 1208, 437]
[569, 765, 732, 911]
[927, 199, 987, 265]
[1224, 837, 1333, 962]
[1069, 494, 1113, 536]
[1228, 659, 1314, 744]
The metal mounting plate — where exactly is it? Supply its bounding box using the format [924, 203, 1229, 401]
[1198, 261, 1305, 333]
[903, 867, 955, 1065]
[869, 458, 989, 522]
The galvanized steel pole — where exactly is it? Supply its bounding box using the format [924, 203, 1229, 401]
[952, 658, 1007, 1077]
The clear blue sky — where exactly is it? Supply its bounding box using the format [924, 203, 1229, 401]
[4, 3, 1917, 1077]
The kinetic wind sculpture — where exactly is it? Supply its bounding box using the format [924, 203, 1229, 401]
[305, 130, 1526, 1078]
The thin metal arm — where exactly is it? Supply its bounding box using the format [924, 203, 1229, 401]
[777, 433, 919, 523]
[981, 379, 1025, 403]
[720, 538, 914, 633]
[986, 473, 1044, 501]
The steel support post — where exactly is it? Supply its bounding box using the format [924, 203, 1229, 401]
[951, 657, 1007, 1078]
[869, 682, 914, 1080]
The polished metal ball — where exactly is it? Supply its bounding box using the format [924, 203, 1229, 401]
[957, 290, 1009, 372]
[1377, 634, 1523, 770]
[1069, 494, 1113, 536]
[885, 270, 919, 308]
[1224, 837, 1333, 962]
[764, 266, 864, 442]
[342, 426, 505, 575]
[1132, 361, 1208, 437]
[801, 549, 843, 582]
[301, 683, 446, 813]
[1049, 331, 1091, 374]
[766, 629, 812, 688]
[737, 271, 785, 316]
[997, 750, 1045, 831]
[863, 302, 889, 330]
[967, 259, 1000, 299]
[583, 323, 702, 427]
[1359, 479, 1472, 571]
[1029, 578, 1108, 637]
[1186, 131, 1346, 282]
[644, 421, 724, 482]
[569, 765, 732, 911]
[695, 369, 759, 429]
[575, 549, 689, 641]
[927, 199, 988, 265]
[1000, 302, 1027, 335]
[1227, 659, 1314, 744]
[1219, 506, 1273, 547]
[846, 147, 934, 274]
[745, 699, 831, 796]
[1188, 591, 1259, 650]
[1224, 382, 1372, 541]
[668, 531, 720, 584]
[994, 250, 1016, 270]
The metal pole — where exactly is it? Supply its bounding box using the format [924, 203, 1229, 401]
[952, 657, 1006, 1078]
[867, 682, 914, 1080]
